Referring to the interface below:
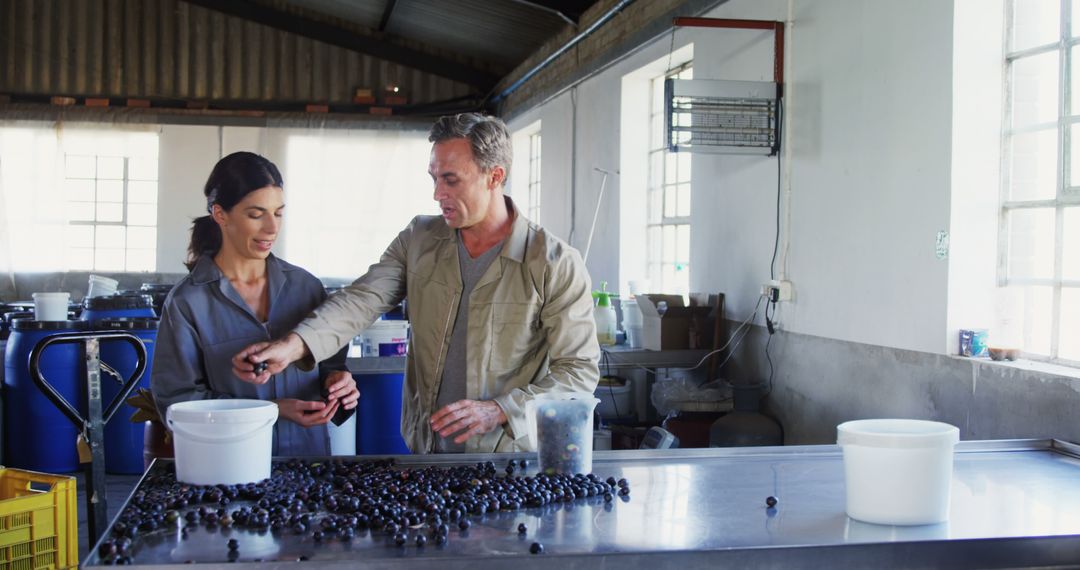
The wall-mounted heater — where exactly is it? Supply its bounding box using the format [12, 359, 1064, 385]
[664, 78, 781, 155]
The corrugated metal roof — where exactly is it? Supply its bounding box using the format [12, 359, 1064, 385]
[0, 0, 473, 104]
[384, 0, 569, 69]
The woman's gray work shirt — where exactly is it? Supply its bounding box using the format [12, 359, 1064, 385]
[151, 254, 348, 457]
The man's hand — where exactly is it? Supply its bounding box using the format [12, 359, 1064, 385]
[430, 399, 507, 444]
[323, 370, 359, 410]
[232, 333, 308, 384]
[274, 398, 340, 427]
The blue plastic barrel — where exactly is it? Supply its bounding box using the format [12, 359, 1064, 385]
[81, 293, 156, 323]
[3, 318, 89, 473]
[356, 373, 410, 454]
[96, 317, 157, 474]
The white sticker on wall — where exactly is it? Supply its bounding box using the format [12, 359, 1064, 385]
[935, 230, 949, 260]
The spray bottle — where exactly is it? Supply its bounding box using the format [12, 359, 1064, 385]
[592, 282, 617, 346]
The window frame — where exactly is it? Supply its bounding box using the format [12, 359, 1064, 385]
[528, 131, 542, 223]
[1001, 0, 1080, 365]
[647, 62, 693, 296]
[65, 153, 158, 272]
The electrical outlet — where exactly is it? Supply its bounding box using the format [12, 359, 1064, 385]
[761, 280, 793, 302]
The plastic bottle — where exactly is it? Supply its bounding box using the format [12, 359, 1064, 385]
[593, 283, 617, 346]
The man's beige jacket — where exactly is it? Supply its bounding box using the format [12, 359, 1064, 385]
[294, 198, 600, 453]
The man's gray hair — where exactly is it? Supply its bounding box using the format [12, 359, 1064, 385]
[429, 113, 513, 178]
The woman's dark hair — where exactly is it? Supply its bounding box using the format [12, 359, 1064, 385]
[185, 151, 284, 270]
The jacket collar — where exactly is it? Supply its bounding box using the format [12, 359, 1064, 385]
[189, 253, 294, 285]
[432, 195, 530, 264]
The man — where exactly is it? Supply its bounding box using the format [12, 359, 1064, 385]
[232, 113, 600, 453]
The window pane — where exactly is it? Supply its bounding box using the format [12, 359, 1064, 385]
[1010, 51, 1060, 129]
[1065, 207, 1080, 279]
[1071, 124, 1080, 187]
[1012, 0, 1060, 51]
[1007, 207, 1056, 279]
[676, 183, 691, 217]
[94, 248, 125, 271]
[1008, 128, 1057, 201]
[96, 226, 125, 249]
[96, 202, 124, 222]
[1072, 45, 1080, 113]
[998, 284, 1054, 355]
[68, 202, 94, 222]
[649, 152, 664, 190]
[126, 249, 155, 272]
[66, 225, 93, 244]
[664, 185, 677, 218]
[128, 157, 157, 181]
[647, 188, 662, 224]
[651, 111, 664, 149]
[665, 153, 678, 184]
[65, 155, 95, 178]
[128, 181, 157, 204]
[647, 226, 661, 266]
[128, 203, 156, 226]
[662, 225, 675, 262]
[65, 179, 94, 202]
[97, 179, 124, 202]
[97, 156, 124, 180]
[1075, 0, 1080, 37]
[677, 153, 691, 184]
[66, 248, 93, 271]
[127, 226, 156, 248]
[1060, 287, 1080, 361]
[676, 224, 690, 263]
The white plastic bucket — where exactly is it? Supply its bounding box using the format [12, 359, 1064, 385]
[526, 392, 600, 475]
[167, 399, 279, 485]
[359, 320, 409, 357]
[32, 292, 70, 321]
[837, 419, 960, 525]
[87, 274, 119, 298]
[595, 377, 633, 419]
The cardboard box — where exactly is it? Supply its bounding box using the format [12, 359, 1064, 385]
[636, 294, 714, 351]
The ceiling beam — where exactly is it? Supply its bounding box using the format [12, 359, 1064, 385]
[506, 0, 595, 25]
[181, 0, 499, 91]
[378, 0, 398, 32]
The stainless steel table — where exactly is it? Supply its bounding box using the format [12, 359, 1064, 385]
[84, 439, 1080, 568]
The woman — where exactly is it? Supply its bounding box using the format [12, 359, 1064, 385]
[151, 151, 358, 456]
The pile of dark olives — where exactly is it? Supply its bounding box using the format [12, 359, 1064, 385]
[95, 458, 629, 563]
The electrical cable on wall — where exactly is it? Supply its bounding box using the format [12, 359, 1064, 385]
[763, 97, 784, 397]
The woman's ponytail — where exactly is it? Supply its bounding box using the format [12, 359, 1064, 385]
[184, 215, 222, 270]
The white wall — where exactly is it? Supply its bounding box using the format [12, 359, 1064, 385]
[157, 125, 221, 273]
[511, 0, 960, 354]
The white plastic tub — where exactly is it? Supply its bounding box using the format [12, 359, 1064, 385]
[837, 419, 960, 525]
[595, 377, 633, 419]
[32, 292, 70, 321]
[167, 399, 279, 485]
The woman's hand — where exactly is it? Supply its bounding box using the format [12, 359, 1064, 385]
[323, 370, 360, 410]
[274, 398, 340, 427]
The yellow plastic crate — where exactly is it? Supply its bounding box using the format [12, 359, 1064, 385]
[0, 469, 77, 570]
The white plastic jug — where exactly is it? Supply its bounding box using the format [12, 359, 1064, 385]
[167, 399, 279, 485]
[837, 419, 960, 525]
[526, 393, 600, 475]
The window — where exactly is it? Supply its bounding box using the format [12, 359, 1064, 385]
[527, 131, 542, 223]
[0, 125, 158, 272]
[64, 154, 158, 272]
[1002, 0, 1080, 364]
[283, 131, 436, 278]
[648, 62, 693, 296]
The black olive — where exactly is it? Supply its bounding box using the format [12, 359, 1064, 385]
[766, 496, 778, 508]
[227, 538, 239, 551]
[517, 523, 527, 534]
[530, 542, 544, 554]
